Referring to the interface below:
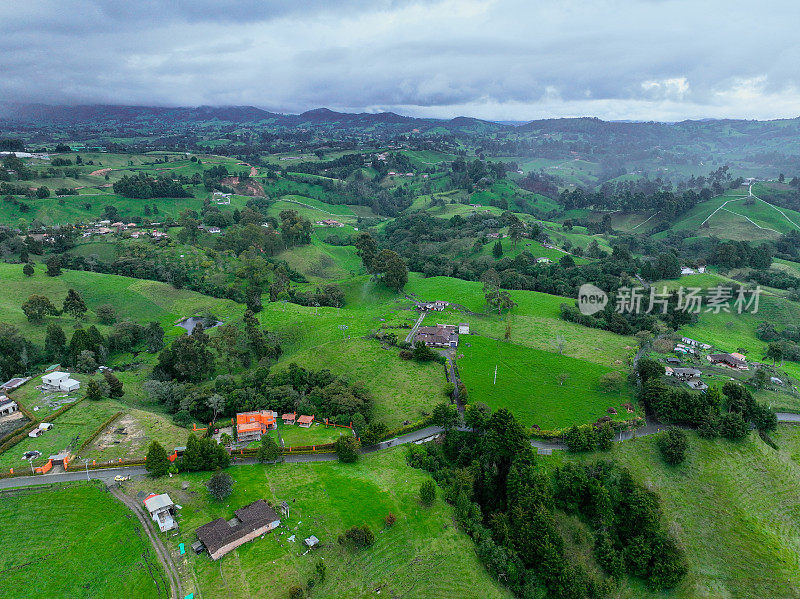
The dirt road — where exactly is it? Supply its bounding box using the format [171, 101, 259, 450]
[109, 486, 183, 599]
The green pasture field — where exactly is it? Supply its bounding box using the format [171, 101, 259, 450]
[403, 275, 635, 366]
[677, 293, 800, 357]
[0, 399, 122, 470]
[275, 234, 363, 283]
[122, 449, 512, 599]
[274, 338, 446, 428]
[538, 427, 800, 598]
[458, 335, 635, 430]
[405, 274, 636, 366]
[0, 262, 241, 344]
[773, 258, 800, 279]
[399, 149, 459, 166]
[0, 483, 168, 599]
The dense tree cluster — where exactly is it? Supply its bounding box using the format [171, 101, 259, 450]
[707, 240, 773, 270]
[113, 173, 192, 199]
[407, 408, 686, 596]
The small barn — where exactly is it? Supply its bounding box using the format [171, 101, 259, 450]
[144, 493, 178, 532]
[297, 415, 315, 428]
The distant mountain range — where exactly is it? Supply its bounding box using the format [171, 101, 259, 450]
[0, 102, 502, 133]
[3, 103, 800, 170]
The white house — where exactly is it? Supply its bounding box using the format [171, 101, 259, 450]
[41, 372, 80, 392]
[458, 323, 470, 335]
[144, 493, 178, 532]
[0, 397, 18, 417]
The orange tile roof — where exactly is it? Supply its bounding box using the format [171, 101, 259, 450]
[297, 415, 315, 424]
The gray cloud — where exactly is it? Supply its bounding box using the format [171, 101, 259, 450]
[2, 0, 799, 120]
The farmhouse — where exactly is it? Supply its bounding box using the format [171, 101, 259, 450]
[707, 353, 749, 370]
[415, 324, 459, 348]
[41, 371, 80, 392]
[670, 367, 702, 381]
[536, 257, 552, 264]
[196, 500, 280, 560]
[282, 413, 296, 425]
[143, 493, 178, 532]
[235, 410, 277, 443]
[297, 415, 315, 428]
[415, 301, 449, 312]
[212, 191, 231, 205]
[0, 396, 18, 417]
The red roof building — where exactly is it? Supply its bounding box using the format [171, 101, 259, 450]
[236, 410, 277, 442]
[297, 415, 315, 428]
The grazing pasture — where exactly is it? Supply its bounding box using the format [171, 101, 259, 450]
[0, 483, 168, 599]
[458, 335, 634, 429]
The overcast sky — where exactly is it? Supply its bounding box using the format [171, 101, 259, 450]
[3, 0, 799, 121]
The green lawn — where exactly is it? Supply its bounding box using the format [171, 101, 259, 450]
[458, 335, 635, 430]
[122, 449, 512, 599]
[405, 274, 635, 367]
[272, 421, 351, 447]
[0, 483, 168, 599]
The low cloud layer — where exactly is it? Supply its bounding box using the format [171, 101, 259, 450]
[3, 0, 799, 121]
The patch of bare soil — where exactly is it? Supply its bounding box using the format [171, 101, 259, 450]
[94, 413, 145, 452]
[220, 176, 265, 196]
[89, 168, 112, 177]
[0, 412, 29, 443]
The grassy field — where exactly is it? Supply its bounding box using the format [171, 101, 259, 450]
[0, 262, 242, 344]
[122, 449, 512, 599]
[664, 191, 800, 241]
[538, 426, 800, 598]
[275, 235, 363, 283]
[276, 338, 446, 428]
[0, 483, 168, 599]
[405, 274, 635, 367]
[272, 421, 352, 447]
[458, 335, 635, 430]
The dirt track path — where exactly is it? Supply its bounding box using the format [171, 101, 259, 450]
[109, 486, 183, 599]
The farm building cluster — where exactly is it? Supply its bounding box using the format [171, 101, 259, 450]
[662, 336, 754, 391]
[235, 411, 316, 443]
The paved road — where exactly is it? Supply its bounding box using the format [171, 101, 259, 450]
[405, 312, 426, 343]
[5, 415, 800, 490]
